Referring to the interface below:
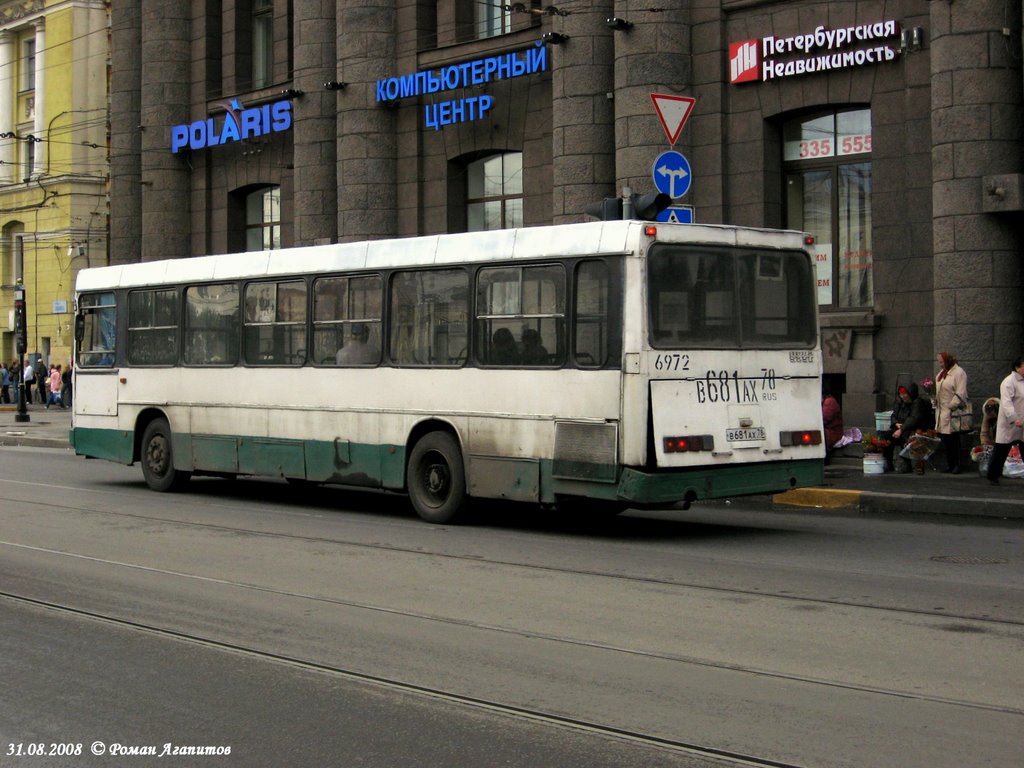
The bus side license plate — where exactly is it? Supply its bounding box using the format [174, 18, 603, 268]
[726, 427, 765, 442]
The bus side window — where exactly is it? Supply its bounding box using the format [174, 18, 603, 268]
[243, 280, 307, 366]
[77, 292, 117, 368]
[184, 283, 240, 365]
[128, 288, 179, 366]
[313, 275, 382, 367]
[574, 260, 608, 367]
[390, 269, 468, 367]
[476, 264, 564, 368]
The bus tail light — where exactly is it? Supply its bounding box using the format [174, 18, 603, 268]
[644, 225, 658, 237]
[663, 435, 714, 453]
[780, 430, 822, 447]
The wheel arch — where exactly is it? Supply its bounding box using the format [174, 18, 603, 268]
[133, 407, 173, 464]
[403, 418, 464, 492]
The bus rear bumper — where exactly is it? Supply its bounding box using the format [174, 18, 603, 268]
[616, 459, 825, 506]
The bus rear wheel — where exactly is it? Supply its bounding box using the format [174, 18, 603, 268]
[141, 418, 191, 492]
[407, 432, 468, 524]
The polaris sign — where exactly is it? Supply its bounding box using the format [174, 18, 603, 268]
[171, 98, 293, 153]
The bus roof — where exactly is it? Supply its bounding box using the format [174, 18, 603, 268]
[76, 220, 809, 292]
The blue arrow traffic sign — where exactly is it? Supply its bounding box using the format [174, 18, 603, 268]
[652, 150, 692, 200]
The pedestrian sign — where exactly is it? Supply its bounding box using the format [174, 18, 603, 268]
[652, 150, 692, 200]
[655, 205, 694, 224]
[650, 94, 696, 146]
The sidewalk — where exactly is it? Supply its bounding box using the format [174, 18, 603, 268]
[0, 402, 75, 449]
[2, 404, 1022, 520]
[772, 456, 1024, 521]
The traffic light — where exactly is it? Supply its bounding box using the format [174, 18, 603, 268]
[584, 192, 670, 221]
[630, 192, 671, 220]
[584, 197, 622, 221]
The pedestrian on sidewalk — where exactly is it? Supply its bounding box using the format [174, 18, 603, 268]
[9, 360, 19, 404]
[883, 383, 933, 472]
[1, 363, 9, 404]
[822, 385, 843, 465]
[61, 361, 73, 408]
[986, 356, 1024, 486]
[34, 359, 47, 404]
[935, 351, 968, 474]
[47, 364, 63, 408]
[22, 359, 34, 406]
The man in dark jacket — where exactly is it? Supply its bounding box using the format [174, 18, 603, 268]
[883, 383, 934, 472]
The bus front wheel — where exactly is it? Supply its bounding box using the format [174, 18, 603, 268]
[407, 432, 468, 524]
[140, 418, 191, 492]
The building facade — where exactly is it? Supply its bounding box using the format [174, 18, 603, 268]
[108, 0, 1023, 428]
[0, 0, 109, 370]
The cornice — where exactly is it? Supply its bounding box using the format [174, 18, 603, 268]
[0, 0, 44, 26]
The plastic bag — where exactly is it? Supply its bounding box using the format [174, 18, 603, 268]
[899, 433, 940, 461]
[1005, 445, 1024, 479]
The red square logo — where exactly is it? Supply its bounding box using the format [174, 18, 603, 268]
[729, 40, 760, 84]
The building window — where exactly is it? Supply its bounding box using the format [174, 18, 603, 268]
[476, 0, 511, 39]
[246, 186, 281, 250]
[21, 38, 35, 91]
[3, 222, 24, 286]
[784, 109, 872, 309]
[251, 0, 274, 89]
[466, 153, 523, 232]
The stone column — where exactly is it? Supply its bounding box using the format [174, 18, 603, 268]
[109, 0, 142, 264]
[0, 31, 15, 183]
[31, 19, 44, 177]
[139, 0, 191, 261]
[550, 0, 615, 223]
[931, 0, 1024, 392]
[337, 0, 397, 241]
[612, 0, 689, 201]
[292, 0, 337, 245]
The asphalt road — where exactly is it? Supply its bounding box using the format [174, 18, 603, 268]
[1, 445, 1022, 768]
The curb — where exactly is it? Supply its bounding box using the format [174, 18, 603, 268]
[771, 485, 1022, 521]
[773, 488, 861, 509]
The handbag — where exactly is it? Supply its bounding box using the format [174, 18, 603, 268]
[950, 393, 974, 432]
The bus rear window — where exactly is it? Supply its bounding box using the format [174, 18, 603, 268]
[648, 245, 816, 349]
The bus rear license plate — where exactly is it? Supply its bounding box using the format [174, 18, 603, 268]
[726, 427, 765, 442]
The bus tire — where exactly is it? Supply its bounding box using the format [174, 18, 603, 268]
[141, 418, 191, 492]
[407, 432, 468, 524]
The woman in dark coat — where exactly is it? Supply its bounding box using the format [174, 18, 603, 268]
[883, 383, 934, 472]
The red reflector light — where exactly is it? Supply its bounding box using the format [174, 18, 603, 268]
[663, 435, 714, 453]
[644, 225, 658, 237]
[780, 430, 822, 447]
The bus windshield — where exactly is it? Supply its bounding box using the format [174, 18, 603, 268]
[647, 244, 816, 349]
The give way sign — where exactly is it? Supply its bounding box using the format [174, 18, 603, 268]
[650, 94, 696, 146]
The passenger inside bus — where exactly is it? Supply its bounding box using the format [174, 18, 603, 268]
[520, 328, 549, 365]
[335, 323, 379, 365]
[490, 328, 520, 365]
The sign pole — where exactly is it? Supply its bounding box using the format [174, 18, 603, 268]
[14, 284, 30, 423]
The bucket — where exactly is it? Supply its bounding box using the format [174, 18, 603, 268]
[863, 454, 885, 475]
[874, 411, 892, 431]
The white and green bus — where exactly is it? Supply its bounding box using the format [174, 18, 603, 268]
[71, 220, 824, 523]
